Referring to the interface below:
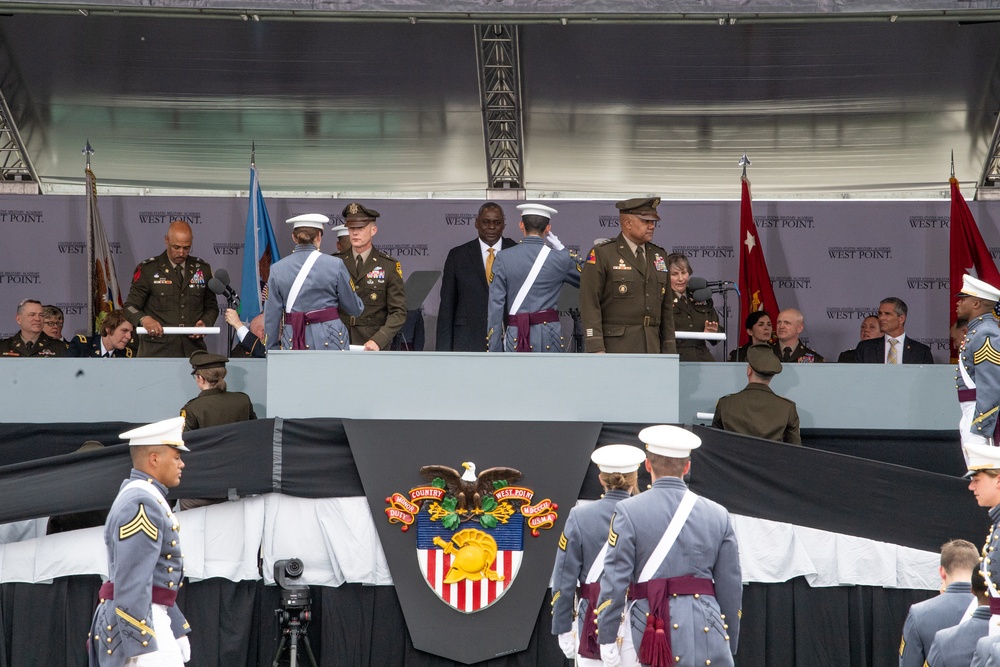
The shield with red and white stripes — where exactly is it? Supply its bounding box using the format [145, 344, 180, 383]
[415, 510, 523, 613]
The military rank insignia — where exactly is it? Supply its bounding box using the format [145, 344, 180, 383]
[384, 461, 558, 613]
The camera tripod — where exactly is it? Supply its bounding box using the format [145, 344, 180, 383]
[272, 606, 317, 667]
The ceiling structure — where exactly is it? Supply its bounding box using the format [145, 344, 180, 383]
[2, 3, 1000, 200]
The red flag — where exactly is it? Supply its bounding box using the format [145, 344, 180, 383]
[949, 177, 1000, 358]
[737, 176, 780, 346]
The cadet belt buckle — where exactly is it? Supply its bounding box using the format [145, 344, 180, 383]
[643, 316, 651, 327]
[349, 316, 357, 326]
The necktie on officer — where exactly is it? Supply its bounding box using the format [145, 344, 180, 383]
[24, 340, 34, 355]
[636, 245, 645, 264]
[887, 338, 899, 364]
[355, 254, 364, 276]
[486, 248, 495, 284]
[782, 347, 791, 362]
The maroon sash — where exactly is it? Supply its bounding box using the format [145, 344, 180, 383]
[99, 581, 178, 607]
[285, 307, 341, 350]
[629, 576, 716, 667]
[576, 582, 601, 659]
[989, 597, 1000, 615]
[959, 388, 976, 402]
[505, 308, 559, 352]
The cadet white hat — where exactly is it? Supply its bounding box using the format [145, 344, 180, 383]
[591, 444, 647, 474]
[963, 441, 1000, 476]
[330, 224, 350, 238]
[516, 203, 558, 220]
[120, 416, 190, 451]
[639, 425, 701, 459]
[957, 274, 1000, 302]
[286, 213, 329, 230]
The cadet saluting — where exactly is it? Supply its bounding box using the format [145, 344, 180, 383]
[551, 444, 646, 666]
[596, 425, 741, 667]
[88, 417, 192, 667]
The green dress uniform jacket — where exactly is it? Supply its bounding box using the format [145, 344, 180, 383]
[0, 332, 68, 356]
[579, 235, 676, 354]
[123, 251, 219, 358]
[712, 382, 801, 444]
[335, 248, 407, 350]
[672, 289, 720, 362]
[180, 387, 256, 431]
[771, 339, 824, 363]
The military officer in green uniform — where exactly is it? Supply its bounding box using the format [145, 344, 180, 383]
[335, 202, 407, 350]
[123, 220, 219, 358]
[0, 298, 68, 356]
[579, 198, 676, 355]
[711, 344, 801, 444]
[666, 253, 721, 362]
[180, 350, 256, 431]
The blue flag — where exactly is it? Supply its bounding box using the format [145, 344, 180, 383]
[240, 165, 281, 322]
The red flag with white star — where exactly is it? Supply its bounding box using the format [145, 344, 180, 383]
[949, 177, 1000, 360]
[737, 176, 780, 346]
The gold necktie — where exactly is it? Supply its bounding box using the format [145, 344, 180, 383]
[887, 338, 899, 364]
[486, 248, 496, 284]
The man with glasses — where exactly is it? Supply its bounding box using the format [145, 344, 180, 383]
[437, 202, 516, 351]
[0, 298, 68, 357]
[579, 198, 676, 354]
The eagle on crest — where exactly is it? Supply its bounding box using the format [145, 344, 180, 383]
[419, 461, 521, 511]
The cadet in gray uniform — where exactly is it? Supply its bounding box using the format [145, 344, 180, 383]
[965, 441, 1000, 650]
[926, 568, 990, 667]
[955, 274, 1000, 451]
[596, 425, 741, 667]
[264, 214, 363, 351]
[487, 203, 581, 353]
[899, 539, 979, 667]
[551, 444, 646, 666]
[712, 344, 801, 445]
[88, 417, 191, 667]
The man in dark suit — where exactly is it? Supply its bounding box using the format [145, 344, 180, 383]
[436, 202, 516, 351]
[854, 297, 934, 364]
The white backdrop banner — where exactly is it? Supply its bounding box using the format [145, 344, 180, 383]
[1, 195, 995, 361]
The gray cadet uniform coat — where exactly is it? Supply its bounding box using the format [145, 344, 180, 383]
[264, 244, 363, 351]
[959, 312, 1000, 442]
[579, 234, 676, 354]
[597, 477, 742, 667]
[123, 251, 219, 358]
[980, 505, 1000, 646]
[926, 606, 990, 667]
[551, 489, 631, 652]
[899, 581, 974, 667]
[970, 632, 1000, 667]
[89, 469, 189, 666]
[487, 236, 581, 352]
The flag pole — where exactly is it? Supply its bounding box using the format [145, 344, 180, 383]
[83, 140, 95, 330]
[951, 149, 955, 179]
[739, 152, 751, 179]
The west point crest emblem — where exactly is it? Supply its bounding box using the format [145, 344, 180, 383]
[384, 461, 558, 614]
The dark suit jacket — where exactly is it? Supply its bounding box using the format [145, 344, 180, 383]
[230, 331, 265, 358]
[853, 335, 934, 364]
[436, 236, 516, 351]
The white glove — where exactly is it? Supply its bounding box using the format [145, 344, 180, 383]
[125, 658, 140, 667]
[177, 635, 192, 662]
[547, 231, 565, 251]
[557, 631, 577, 659]
[600, 642, 621, 667]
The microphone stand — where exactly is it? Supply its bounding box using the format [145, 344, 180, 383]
[225, 294, 239, 359]
[710, 285, 739, 361]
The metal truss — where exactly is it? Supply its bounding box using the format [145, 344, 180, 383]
[476, 24, 524, 190]
[0, 29, 41, 187]
[981, 116, 1000, 194]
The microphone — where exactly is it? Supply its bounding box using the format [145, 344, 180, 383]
[688, 277, 735, 289]
[209, 276, 239, 304]
[215, 268, 232, 286]
[691, 287, 714, 302]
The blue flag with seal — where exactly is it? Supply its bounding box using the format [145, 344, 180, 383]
[240, 164, 281, 322]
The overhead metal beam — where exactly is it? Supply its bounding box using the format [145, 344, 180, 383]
[476, 24, 525, 191]
[0, 30, 42, 192]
